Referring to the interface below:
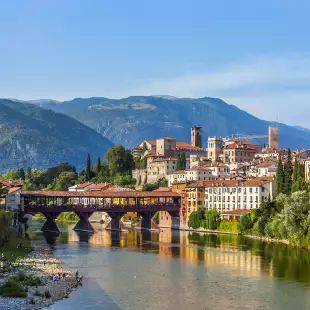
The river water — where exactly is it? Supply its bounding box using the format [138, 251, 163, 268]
[28, 221, 310, 310]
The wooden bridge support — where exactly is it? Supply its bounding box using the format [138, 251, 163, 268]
[105, 212, 127, 231]
[136, 211, 159, 231]
[73, 212, 95, 233]
[41, 212, 61, 234]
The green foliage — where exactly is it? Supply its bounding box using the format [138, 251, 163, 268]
[104, 145, 133, 176]
[0, 279, 27, 298]
[239, 214, 253, 232]
[188, 210, 204, 229]
[143, 183, 159, 192]
[153, 212, 159, 224]
[218, 221, 240, 233]
[0, 237, 32, 262]
[4, 170, 18, 180]
[57, 212, 79, 222]
[86, 153, 91, 181]
[202, 210, 220, 230]
[283, 149, 292, 195]
[47, 171, 77, 191]
[176, 152, 186, 171]
[94, 157, 102, 175]
[113, 173, 133, 186]
[276, 157, 284, 195]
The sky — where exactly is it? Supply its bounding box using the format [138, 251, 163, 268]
[1, 0, 310, 127]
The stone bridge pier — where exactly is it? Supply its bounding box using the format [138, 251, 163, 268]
[105, 212, 128, 232]
[73, 212, 95, 233]
[136, 211, 159, 231]
[41, 212, 61, 234]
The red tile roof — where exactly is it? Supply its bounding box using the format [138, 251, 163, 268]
[145, 140, 156, 146]
[76, 182, 94, 189]
[89, 183, 112, 191]
[22, 190, 180, 198]
[8, 187, 21, 194]
[0, 180, 24, 187]
[152, 187, 172, 192]
[176, 142, 203, 150]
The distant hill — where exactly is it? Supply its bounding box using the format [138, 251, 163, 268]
[34, 96, 310, 150]
[0, 99, 113, 173]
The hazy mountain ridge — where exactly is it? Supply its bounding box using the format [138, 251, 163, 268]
[0, 99, 113, 172]
[30, 96, 310, 150]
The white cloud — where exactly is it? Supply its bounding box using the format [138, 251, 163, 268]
[130, 54, 310, 127]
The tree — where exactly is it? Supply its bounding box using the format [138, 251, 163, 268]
[188, 210, 204, 229]
[283, 149, 292, 195]
[176, 152, 186, 171]
[143, 183, 159, 192]
[94, 157, 102, 175]
[293, 159, 299, 183]
[203, 210, 220, 230]
[4, 170, 18, 180]
[86, 153, 91, 181]
[276, 157, 284, 195]
[239, 214, 253, 232]
[18, 168, 25, 181]
[104, 145, 133, 176]
[26, 168, 32, 182]
[49, 171, 77, 191]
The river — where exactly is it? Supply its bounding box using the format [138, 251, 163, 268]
[28, 221, 310, 310]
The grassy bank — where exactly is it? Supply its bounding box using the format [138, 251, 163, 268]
[33, 212, 78, 222]
[0, 238, 32, 263]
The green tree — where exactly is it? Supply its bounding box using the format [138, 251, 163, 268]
[104, 145, 133, 176]
[202, 210, 220, 230]
[48, 171, 77, 191]
[86, 153, 91, 181]
[4, 170, 18, 180]
[188, 210, 204, 229]
[153, 212, 159, 224]
[94, 157, 101, 175]
[142, 183, 159, 192]
[283, 149, 292, 195]
[25, 168, 32, 182]
[293, 159, 299, 184]
[239, 214, 253, 232]
[113, 173, 133, 186]
[276, 157, 284, 195]
[176, 152, 186, 171]
[18, 168, 25, 181]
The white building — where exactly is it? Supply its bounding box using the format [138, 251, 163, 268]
[5, 187, 21, 211]
[203, 177, 275, 213]
[256, 162, 277, 177]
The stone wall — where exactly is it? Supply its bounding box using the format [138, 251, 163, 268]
[132, 169, 148, 186]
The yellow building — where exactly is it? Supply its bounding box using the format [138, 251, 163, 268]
[185, 182, 205, 219]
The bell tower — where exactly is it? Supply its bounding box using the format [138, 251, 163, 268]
[191, 126, 202, 148]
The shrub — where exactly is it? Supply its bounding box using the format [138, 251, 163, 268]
[34, 289, 43, 297]
[0, 279, 27, 298]
[218, 221, 240, 233]
[239, 214, 253, 233]
[202, 210, 220, 230]
[188, 210, 204, 229]
[16, 270, 26, 282]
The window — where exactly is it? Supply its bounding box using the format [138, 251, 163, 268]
[249, 188, 253, 194]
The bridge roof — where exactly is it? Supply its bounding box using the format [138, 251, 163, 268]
[21, 190, 180, 198]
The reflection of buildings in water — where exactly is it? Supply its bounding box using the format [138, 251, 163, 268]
[159, 230, 262, 276]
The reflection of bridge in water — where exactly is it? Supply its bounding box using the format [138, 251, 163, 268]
[22, 191, 180, 233]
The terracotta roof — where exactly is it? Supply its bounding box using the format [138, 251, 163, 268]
[76, 182, 94, 189]
[8, 187, 21, 194]
[89, 183, 112, 191]
[256, 162, 276, 168]
[145, 140, 156, 146]
[153, 158, 177, 162]
[152, 187, 172, 192]
[221, 210, 251, 215]
[0, 180, 24, 187]
[224, 143, 256, 151]
[186, 177, 273, 188]
[176, 142, 203, 150]
[168, 170, 186, 175]
[188, 166, 212, 171]
[21, 191, 180, 198]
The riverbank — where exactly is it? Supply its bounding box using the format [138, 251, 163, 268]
[0, 239, 78, 310]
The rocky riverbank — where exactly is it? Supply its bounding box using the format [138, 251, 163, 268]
[0, 240, 78, 310]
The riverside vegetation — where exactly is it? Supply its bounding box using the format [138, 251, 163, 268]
[188, 154, 310, 248]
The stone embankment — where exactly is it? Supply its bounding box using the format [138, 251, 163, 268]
[0, 240, 78, 310]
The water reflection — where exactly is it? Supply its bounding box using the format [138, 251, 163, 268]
[29, 221, 310, 286]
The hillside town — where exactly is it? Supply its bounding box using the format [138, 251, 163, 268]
[2, 125, 310, 233]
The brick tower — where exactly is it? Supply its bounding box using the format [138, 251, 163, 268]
[191, 126, 202, 148]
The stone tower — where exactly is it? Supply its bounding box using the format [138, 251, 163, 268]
[268, 126, 279, 150]
[191, 126, 202, 148]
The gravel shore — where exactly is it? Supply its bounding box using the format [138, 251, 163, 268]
[0, 240, 78, 310]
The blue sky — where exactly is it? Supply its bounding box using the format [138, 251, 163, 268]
[1, 0, 310, 126]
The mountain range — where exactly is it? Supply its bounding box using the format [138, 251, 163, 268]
[33, 96, 310, 149]
[0, 99, 113, 173]
[2, 95, 310, 173]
